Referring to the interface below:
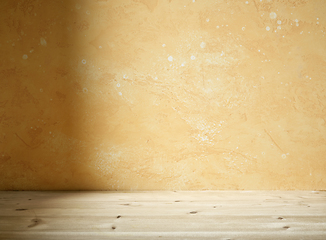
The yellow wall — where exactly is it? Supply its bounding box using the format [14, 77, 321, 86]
[0, 0, 325, 190]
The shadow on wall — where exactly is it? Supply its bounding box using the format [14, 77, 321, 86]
[1, 0, 326, 191]
[0, 0, 107, 190]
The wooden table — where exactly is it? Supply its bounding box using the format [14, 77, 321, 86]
[0, 191, 325, 239]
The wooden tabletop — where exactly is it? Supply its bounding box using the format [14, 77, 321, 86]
[0, 191, 325, 239]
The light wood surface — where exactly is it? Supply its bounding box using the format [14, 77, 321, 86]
[0, 191, 326, 239]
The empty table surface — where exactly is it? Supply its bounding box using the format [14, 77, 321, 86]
[0, 191, 325, 239]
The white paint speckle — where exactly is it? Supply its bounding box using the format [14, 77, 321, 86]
[277, 20, 282, 24]
[99, 46, 102, 49]
[245, 1, 249, 4]
[117, 83, 120, 87]
[200, 42, 206, 48]
[216, 26, 219, 29]
[181, 63, 185, 67]
[82, 59, 86, 64]
[40, 37, 47, 46]
[296, 23, 299, 27]
[168, 56, 173, 61]
[262, 152, 265, 155]
[191, 55, 196, 60]
[270, 12, 277, 19]
[118, 92, 122, 96]
[277, 26, 281, 30]
[206, 18, 209, 22]
[281, 154, 286, 159]
[162, 44, 166, 47]
[193, 0, 195, 2]
[266, 26, 270, 31]
[295, 19, 299, 22]
[317, 22, 319, 24]
[22, 54, 28, 60]
[242, 27, 245, 31]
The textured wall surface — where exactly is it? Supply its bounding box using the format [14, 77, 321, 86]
[0, 0, 325, 190]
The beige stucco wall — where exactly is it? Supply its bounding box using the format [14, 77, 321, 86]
[0, 0, 325, 190]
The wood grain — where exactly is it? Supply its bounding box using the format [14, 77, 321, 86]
[0, 191, 325, 239]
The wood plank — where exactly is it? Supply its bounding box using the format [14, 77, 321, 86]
[1, 191, 325, 202]
[0, 204, 325, 216]
[0, 215, 325, 232]
[2, 231, 326, 240]
[0, 191, 325, 239]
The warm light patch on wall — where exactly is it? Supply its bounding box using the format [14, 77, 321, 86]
[0, 0, 325, 190]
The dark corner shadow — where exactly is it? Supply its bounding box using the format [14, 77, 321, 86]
[0, 0, 110, 191]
